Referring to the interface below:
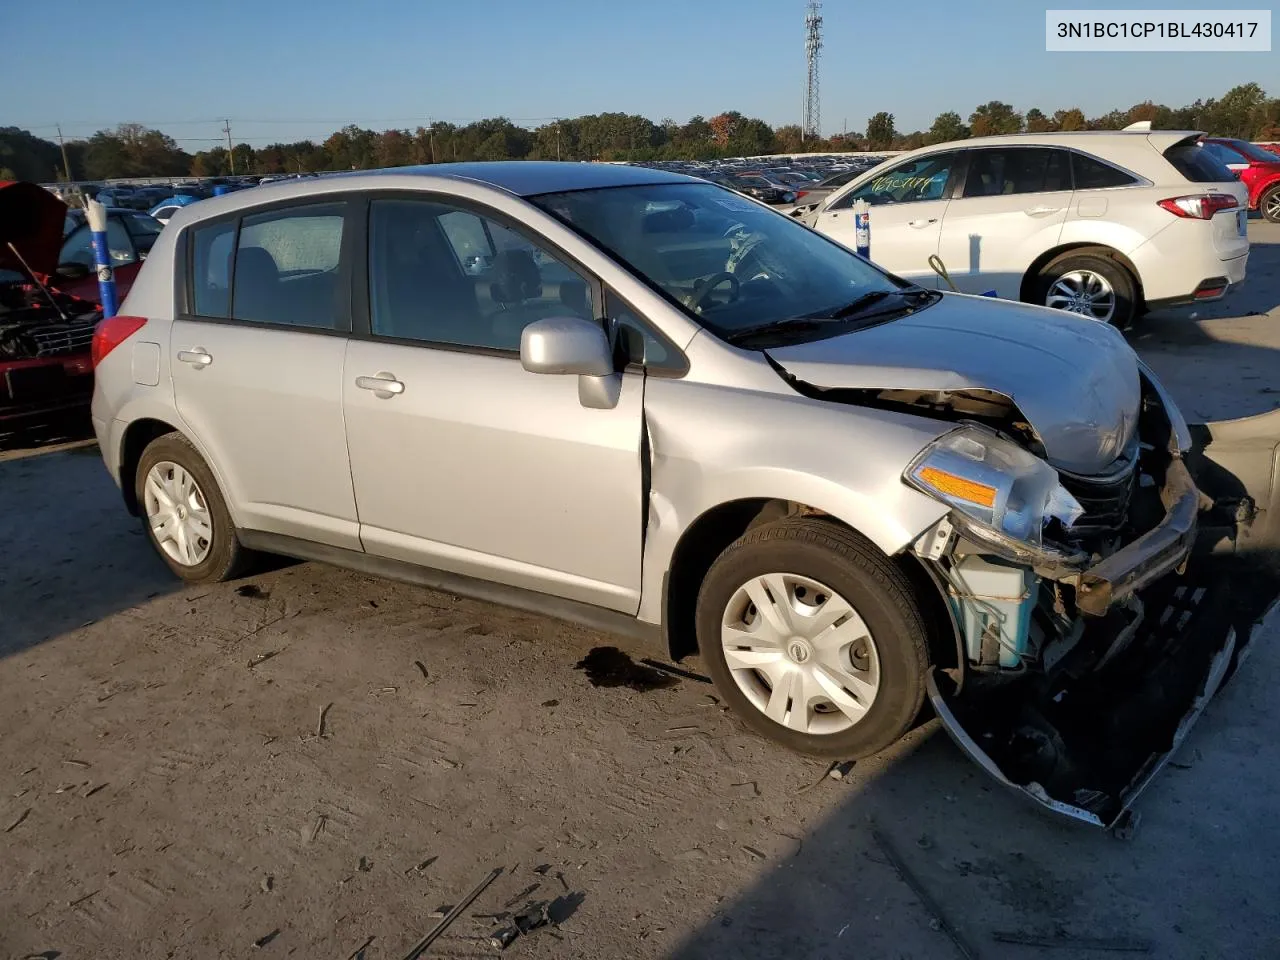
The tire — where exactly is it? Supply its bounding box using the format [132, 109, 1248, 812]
[695, 518, 930, 759]
[135, 432, 251, 584]
[1032, 251, 1138, 329]
[1261, 185, 1280, 224]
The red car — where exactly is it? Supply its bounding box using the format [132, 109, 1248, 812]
[0, 181, 138, 436]
[1201, 138, 1280, 223]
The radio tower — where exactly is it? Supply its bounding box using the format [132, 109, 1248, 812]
[802, 0, 823, 141]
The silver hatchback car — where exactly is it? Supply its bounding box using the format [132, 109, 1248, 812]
[92, 162, 1279, 829]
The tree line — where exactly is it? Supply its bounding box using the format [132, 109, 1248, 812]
[2, 83, 1276, 183]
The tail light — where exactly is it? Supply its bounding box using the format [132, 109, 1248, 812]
[1157, 194, 1238, 219]
[91, 314, 147, 368]
[794, 190, 809, 199]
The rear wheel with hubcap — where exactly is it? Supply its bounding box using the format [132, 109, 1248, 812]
[696, 518, 930, 759]
[135, 432, 251, 583]
[1033, 252, 1137, 329]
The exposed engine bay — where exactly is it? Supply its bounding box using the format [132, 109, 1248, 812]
[0, 282, 100, 361]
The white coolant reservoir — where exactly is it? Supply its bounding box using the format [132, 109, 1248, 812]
[947, 555, 1038, 669]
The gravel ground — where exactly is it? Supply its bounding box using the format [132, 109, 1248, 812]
[2, 221, 1279, 960]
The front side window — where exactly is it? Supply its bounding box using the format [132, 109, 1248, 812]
[834, 152, 957, 207]
[231, 204, 345, 328]
[532, 182, 922, 343]
[961, 148, 1070, 198]
[58, 219, 134, 267]
[368, 198, 594, 350]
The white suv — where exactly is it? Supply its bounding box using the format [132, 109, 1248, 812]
[805, 130, 1250, 328]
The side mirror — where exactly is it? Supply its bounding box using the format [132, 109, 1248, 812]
[520, 316, 614, 378]
[55, 262, 91, 281]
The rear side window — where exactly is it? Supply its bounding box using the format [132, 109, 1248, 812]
[231, 204, 345, 328]
[190, 221, 236, 317]
[1070, 152, 1138, 189]
[1202, 141, 1245, 165]
[1163, 143, 1235, 184]
[961, 148, 1070, 197]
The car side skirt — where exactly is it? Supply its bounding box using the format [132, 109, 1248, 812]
[236, 529, 666, 650]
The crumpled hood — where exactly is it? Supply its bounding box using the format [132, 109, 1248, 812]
[0, 180, 69, 277]
[765, 293, 1142, 476]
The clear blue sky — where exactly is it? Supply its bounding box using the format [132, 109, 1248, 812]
[1, 0, 1268, 146]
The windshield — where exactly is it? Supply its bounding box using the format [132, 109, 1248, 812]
[530, 182, 910, 339]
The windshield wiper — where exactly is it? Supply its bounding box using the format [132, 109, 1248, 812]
[816, 286, 935, 320]
[723, 317, 827, 346]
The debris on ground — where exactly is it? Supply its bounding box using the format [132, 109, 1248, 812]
[4, 807, 31, 832]
[513, 900, 551, 933]
[741, 845, 767, 861]
[306, 815, 328, 843]
[413, 661, 429, 679]
[639, 658, 714, 684]
[252, 928, 280, 948]
[540, 699, 559, 707]
[247, 650, 280, 669]
[488, 924, 521, 949]
[358, 855, 372, 872]
[346, 935, 375, 959]
[316, 703, 333, 738]
[991, 931, 1152, 952]
[82, 782, 108, 798]
[237, 584, 269, 600]
[503, 883, 541, 908]
[1111, 810, 1141, 842]
[260, 875, 274, 893]
[796, 760, 854, 795]
[68, 889, 100, 908]
[405, 856, 437, 875]
[401, 866, 503, 959]
[870, 823, 977, 960]
[730, 780, 761, 798]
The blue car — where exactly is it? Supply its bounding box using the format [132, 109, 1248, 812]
[148, 194, 202, 226]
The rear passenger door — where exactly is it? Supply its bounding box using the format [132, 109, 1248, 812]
[342, 195, 645, 613]
[171, 199, 362, 550]
[935, 147, 1073, 298]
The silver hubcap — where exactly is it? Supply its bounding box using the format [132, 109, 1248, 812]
[1265, 191, 1280, 220]
[143, 461, 213, 567]
[1046, 270, 1116, 323]
[720, 573, 881, 736]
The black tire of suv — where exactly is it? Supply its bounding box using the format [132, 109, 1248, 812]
[1260, 185, 1280, 224]
[695, 518, 930, 760]
[1032, 251, 1138, 330]
[135, 432, 252, 584]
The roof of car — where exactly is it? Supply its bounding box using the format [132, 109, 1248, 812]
[914, 130, 1205, 151]
[321, 161, 700, 196]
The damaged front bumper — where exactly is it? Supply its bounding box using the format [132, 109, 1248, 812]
[928, 408, 1280, 830]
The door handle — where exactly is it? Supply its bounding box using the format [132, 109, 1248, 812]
[908, 218, 938, 228]
[355, 372, 405, 398]
[1023, 206, 1061, 217]
[177, 348, 212, 368]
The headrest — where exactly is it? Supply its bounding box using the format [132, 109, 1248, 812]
[489, 248, 541, 305]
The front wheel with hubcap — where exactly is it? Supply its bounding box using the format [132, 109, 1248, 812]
[1033, 252, 1137, 329]
[696, 518, 930, 759]
[136, 432, 251, 583]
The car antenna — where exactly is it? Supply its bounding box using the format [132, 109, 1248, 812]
[5, 241, 69, 321]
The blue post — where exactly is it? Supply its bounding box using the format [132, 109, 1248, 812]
[853, 198, 870, 260]
[85, 199, 118, 318]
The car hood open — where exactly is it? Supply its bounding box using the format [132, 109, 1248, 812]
[764, 293, 1142, 477]
[0, 181, 69, 277]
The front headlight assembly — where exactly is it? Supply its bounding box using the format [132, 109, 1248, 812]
[905, 426, 1085, 549]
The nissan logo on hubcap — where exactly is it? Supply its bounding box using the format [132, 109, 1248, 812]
[788, 640, 810, 663]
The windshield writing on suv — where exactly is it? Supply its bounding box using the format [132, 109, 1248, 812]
[530, 182, 915, 340]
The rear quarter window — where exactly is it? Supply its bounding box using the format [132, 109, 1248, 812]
[1164, 143, 1235, 184]
[1070, 152, 1138, 189]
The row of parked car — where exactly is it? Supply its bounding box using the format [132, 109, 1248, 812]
[632, 154, 891, 207]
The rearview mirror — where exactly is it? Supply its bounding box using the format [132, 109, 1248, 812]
[55, 262, 91, 281]
[520, 316, 614, 378]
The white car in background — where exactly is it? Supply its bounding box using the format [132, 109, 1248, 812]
[804, 129, 1250, 328]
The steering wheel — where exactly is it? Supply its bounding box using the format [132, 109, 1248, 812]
[688, 272, 740, 312]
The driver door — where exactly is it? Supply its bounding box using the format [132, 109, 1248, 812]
[815, 151, 963, 287]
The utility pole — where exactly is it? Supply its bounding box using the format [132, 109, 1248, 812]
[555, 120, 561, 161]
[223, 119, 235, 174]
[55, 123, 73, 181]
